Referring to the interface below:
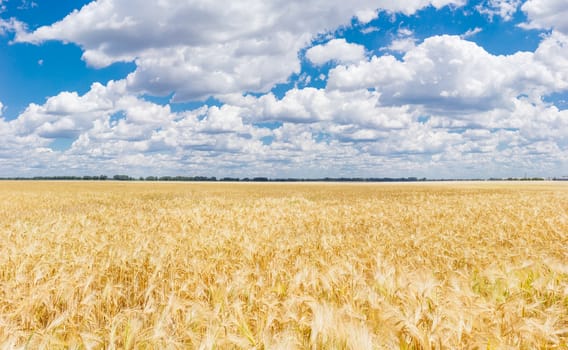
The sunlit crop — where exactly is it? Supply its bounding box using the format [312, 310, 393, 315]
[0, 181, 567, 349]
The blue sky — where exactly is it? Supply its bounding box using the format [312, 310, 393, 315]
[0, 0, 567, 178]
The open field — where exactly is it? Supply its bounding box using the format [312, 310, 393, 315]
[0, 181, 567, 349]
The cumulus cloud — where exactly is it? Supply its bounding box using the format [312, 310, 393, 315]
[0, 17, 26, 36]
[306, 39, 366, 66]
[385, 37, 418, 53]
[2, 81, 566, 178]
[0, 80, 280, 175]
[12, 81, 125, 138]
[521, 0, 568, 35]
[533, 31, 568, 87]
[328, 34, 568, 113]
[476, 0, 522, 21]
[381, 28, 418, 53]
[80, 82, 568, 175]
[225, 87, 415, 131]
[14, 0, 465, 101]
[2, 0, 566, 178]
[124, 40, 302, 101]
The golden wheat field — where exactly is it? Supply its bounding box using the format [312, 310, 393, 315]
[0, 181, 567, 349]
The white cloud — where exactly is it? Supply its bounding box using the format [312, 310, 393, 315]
[12, 81, 121, 138]
[533, 31, 568, 87]
[521, 0, 568, 35]
[1, 83, 566, 178]
[386, 37, 417, 53]
[124, 39, 303, 101]
[2, 0, 566, 178]
[327, 55, 413, 92]
[306, 39, 366, 66]
[383, 28, 417, 53]
[476, 0, 522, 21]
[397, 28, 414, 37]
[210, 85, 567, 176]
[17, 0, 37, 10]
[372, 0, 467, 15]
[328, 34, 568, 113]
[354, 8, 378, 24]
[0, 17, 26, 36]
[361, 26, 380, 35]
[0, 81, 278, 175]
[236, 88, 415, 129]
[461, 27, 482, 39]
[14, 0, 465, 101]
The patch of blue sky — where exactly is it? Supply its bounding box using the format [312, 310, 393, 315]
[260, 135, 274, 145]
[340, 3, 544, 56]
[109, 111, 126, 125]
[267, 2, 547, 108]
[1, 0, 548, 122]
[140, 93, 174, 106]
[490, 127, 520, 132]
[313, 131, 332, 143]
[268, 80, 297, 99]
[543, 92, 568, 110]
[141, 94, 223, 113]
[3, 0, 92, 28]
[370, 2, 542, 55]
[0, 41, 135, 119]
[169, 97, 223, 113]
[253, 121, 283, 130]
[0, 1, 134, 119]
[49, 137, 75, 151]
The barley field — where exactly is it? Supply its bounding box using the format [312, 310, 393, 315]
[0, 181, 567, 349]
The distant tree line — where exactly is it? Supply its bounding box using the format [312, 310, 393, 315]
[114, 176, 425, 182]
[0, 175, 565, 182]
[137, 175, 218, 182]
[0, 175, 109, 181]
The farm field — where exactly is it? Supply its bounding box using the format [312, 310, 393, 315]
[0, 181, 567, 349]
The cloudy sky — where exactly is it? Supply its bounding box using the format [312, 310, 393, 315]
[0, 0, 567, 178]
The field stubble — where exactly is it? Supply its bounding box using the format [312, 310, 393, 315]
[0, 181, 567, 349]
